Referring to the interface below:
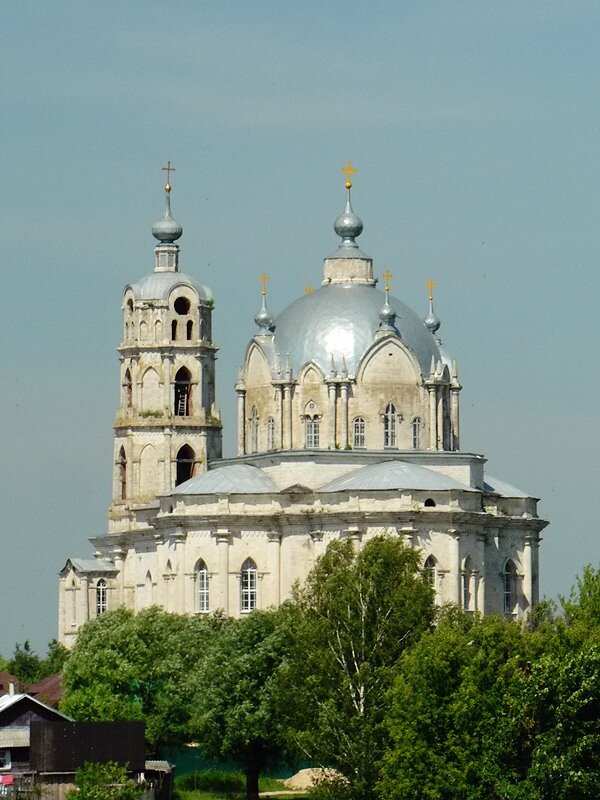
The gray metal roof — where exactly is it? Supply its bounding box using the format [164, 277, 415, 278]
[128, 271, 212, 302]
[170, 463, 278, 495]
[318, 459, 473, 493]
[265, 283, 443, 378]
[0, 726, 29, 748]
[67, 559, 118, 574]
[0, 693, 72, 720]
[484, 476, 532, 499]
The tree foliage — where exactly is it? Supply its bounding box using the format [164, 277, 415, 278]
[62, 607, 221, 750]
[5, 639, 68, 685]
[281, 536, 435, 800]
[66, 761, 142, 800]
[190, 609, 291, 800]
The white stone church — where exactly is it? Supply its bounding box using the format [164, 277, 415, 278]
[58, 170, 548, 646]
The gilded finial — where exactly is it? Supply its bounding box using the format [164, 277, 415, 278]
[426, 278, 437, 302]
[259, 272, 269, 297]
[162, 161, 175, 193]
[340, 160, 357, 190]
[383, 270, 393, 293]
[305, 285, 314, 294]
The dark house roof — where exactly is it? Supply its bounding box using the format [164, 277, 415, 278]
[27, 674, 63, 708]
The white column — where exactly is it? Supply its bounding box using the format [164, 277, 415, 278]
[58, 578, 66, 644]
[163, 355, 173, 412]
[448, 529, 461, 605]
[113, 550, 125, 607]
[450, 387, 460, 450]
[437, 392, 444, 450]
[340, 383, 349, 449]
[284, 385, 293, 450]
[328, 384, 337, 449]
[80, 576, 90, 623]
[275, 385, 283, 450]
[237, 390, 246, 455]
[267, 533, 281, 606]
[215, 530, 230, 615]
[476, 532, 486, 613]
[428, 387, 437, 449]
[523, 534, 533, 612]
[163, 428, 172, 493]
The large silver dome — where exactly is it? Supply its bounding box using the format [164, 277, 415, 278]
[270, 283, 442, 377]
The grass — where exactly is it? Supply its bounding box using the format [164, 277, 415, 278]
[174, 769, 309, 800]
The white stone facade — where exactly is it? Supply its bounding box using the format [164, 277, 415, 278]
[58, 184, 548, 647]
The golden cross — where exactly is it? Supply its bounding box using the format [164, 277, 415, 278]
[383, 270, 393, 292]
[305, 285, 314, 294]
[162, 161, 175, 191]
[426, 278, 437, 302]
[259, 272, 269, 296]
[340, 160, 357, 189]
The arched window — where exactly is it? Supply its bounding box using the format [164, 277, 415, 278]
[266, 417, 275, 450]
[126, 298, 133, 315]
[412, 417, 422, 449]
[96, 579, 107, 616]
[174, 367, 192, 416]
[250, 407, 259, 453]
[176, 444, 195, 486]
[424, 498, 436, 508]
[145, 571, 153, 606]
[353, 417, 366, 449]
[196, 559, 209, 613]
[241, 558, 258, 612]
[124, 369, 132, 407]
[186, 320, 193, 341]
[503, 559, 517, 614]
[424, 555, 437, 589]
[171, 320, 178, 341]
[118, 447, 127, 500]
[463, 556, 473, 611]
[383, 403, 397, 448]
[305, 417, 320, 448]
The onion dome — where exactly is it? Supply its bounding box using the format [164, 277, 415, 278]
[152, 186, 183, 244]
[424, 297, 441, 335]
[334, 193, 364, 248]
[379, 289, 397, 331]
[254, 294, 274, 332]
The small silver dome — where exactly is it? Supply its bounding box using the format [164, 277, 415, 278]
[333, 192, 364, 247]
[378, 291, 397, 331]
[152, 191, 183, 243]
[254, 295, 274, 331]
[423, 298, 441, 334]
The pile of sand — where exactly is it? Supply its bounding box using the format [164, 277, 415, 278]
[283, 768, 345, 790]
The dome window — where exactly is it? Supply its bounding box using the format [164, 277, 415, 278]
[174, 296, 191, 315]
[503, 559, 518, 615]
[424, 555, 437, 589]
[186, 320, 193, 341]
[96, 579, 107, 616]
[266, 417, 276, 451]
[171, 320, 178, 340]
[383, 403, 398, 448]
[196, 559, 209, 613]
[241, 558, 258, 612]
[412, 417, 422, 450]
[353, 418, 366, 449]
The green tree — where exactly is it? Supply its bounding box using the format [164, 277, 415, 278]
[190, 609, 291, 800]
[66, 761, 142, 800]
[62, 607, 220, 750]
[281, 536, 435, 800]
[7, 640, 42, 684]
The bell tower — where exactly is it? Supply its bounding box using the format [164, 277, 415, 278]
[109, 165, 222, 529]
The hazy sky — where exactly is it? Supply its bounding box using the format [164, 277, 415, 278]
[1, 1, 598, 656]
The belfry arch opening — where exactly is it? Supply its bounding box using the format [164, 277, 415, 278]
[174, 367, 192, 416]
[118, 447, 127, 500]
[124, 369, 132, 408]
[176, 444, 195, 486]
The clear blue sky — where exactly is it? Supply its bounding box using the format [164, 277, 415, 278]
[1, 0, 598, 656]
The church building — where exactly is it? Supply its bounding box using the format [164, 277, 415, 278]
[58, 166, 548, 647]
